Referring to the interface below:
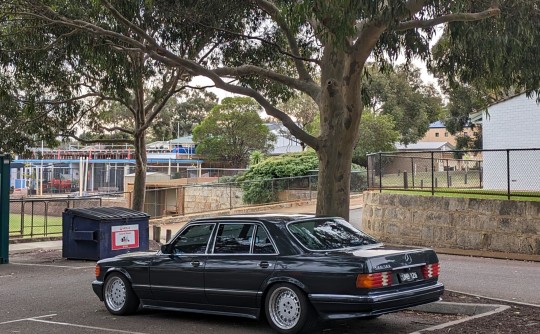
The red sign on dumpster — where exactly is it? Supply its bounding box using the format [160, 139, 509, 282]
[111, 225, 139, 250]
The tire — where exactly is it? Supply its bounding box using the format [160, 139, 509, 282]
[264, 283, 316, 334]
[103, 273, 140, 315]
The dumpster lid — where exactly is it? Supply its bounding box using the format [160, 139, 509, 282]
[64, 207, 150, 220]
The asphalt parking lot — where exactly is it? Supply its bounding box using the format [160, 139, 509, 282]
[0, 249, 464, 334]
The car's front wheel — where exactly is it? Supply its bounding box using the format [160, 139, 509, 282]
[265, 283, 316, 334]
[103, 273, 139, 315]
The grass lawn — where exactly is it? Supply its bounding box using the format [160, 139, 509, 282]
[9, 213, 63, 237]
[381, 189, 540, 202]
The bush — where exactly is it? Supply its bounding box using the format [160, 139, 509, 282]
[239, 152, 318, 204]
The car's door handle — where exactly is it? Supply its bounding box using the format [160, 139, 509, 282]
[259, 261, 270, 269]
[191, 260, 201, 267]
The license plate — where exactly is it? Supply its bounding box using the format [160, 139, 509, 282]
[399, 272, 419, 282]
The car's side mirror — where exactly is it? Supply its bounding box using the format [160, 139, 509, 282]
[160, 244, 172, 254]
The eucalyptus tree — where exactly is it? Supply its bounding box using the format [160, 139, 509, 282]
[431, 0, 540, 100]
[4, 1, 522, 219]
[0, 1, 240, 210]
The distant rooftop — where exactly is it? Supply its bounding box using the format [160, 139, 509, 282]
[429, 121, 446, 128]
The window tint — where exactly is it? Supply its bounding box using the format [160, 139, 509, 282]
[214, 224, 254, 254]
[253, 226, 277, 254]
[172, 224, 214, 254]
[288, 219, 379, 251]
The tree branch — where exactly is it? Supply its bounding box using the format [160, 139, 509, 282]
[253, 0, 317, 83]
[394, 7, 501, 31]
[213, 65, 320, 101]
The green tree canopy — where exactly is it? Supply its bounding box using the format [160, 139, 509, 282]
[364, 65, 443, 145]
[3, 0, 525, 220]
[430, 0, 540, 98]
[192, 97, 276, 167]
[353, 112, 399, 166]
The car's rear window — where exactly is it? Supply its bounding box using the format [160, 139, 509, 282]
[287, 218, 379, 250]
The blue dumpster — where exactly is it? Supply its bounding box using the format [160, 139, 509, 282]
[62, 207, 150, 260]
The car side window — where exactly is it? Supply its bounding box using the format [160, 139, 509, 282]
[172, 224, 215, 254]
[213, 224, 254, 254]
[253, 226, 277, 254]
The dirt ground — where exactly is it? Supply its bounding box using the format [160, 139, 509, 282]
[440, 291, 540, 333]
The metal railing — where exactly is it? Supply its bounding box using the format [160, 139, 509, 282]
[8, 195, 129, 239]
[143, 171, 368, 219]
[8, 170, 368, 238]
[367, 148, 540, 199]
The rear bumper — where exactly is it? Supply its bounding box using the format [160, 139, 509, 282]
[92, 280, 104, 301]
[309, 282, 444, 320]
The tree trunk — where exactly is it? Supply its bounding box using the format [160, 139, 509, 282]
[315, 125, 357, 221]
[315, 47, 363, 221]
[132, 130, 147, 212]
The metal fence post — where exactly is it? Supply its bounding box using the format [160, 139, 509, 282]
[411, 157, 415, 189]
[0, 154, 10, 264]
[378, 152, 382, 193]
[507, 149, 511, 200]
[431, 152, 435, 196]
[229, 182, 232, 210]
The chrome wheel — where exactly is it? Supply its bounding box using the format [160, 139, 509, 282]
[105, 276, 126, 312]
[268, 286, 302, 330]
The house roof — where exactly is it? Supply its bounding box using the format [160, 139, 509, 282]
[429, 121, 446, 128]
[395, 141, 455, 151]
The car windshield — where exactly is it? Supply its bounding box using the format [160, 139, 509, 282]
[287, 218, 379, 251]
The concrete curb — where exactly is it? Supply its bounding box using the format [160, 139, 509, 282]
[446, 289, 540, 308]
[408, 301, 510, 333]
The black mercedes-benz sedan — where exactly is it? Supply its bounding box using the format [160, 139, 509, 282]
[92, 214, 443, 334]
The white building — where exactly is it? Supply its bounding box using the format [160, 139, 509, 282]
[482, 93, 540, 191]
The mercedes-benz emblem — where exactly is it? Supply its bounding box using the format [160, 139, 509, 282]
[404, 254, 413, 264]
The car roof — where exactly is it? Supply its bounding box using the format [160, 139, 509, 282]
[190, 213, 320, 224]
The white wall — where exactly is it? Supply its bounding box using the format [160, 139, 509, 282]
[483, 94, 540, 190]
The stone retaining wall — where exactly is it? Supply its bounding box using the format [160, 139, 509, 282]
[362, 192, 540, 255]
[184, 186, 244, 214]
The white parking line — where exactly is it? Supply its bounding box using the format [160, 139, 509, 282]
[9, 262, 95, 269]
[0, 314, 148, 334]
[28, 318, 149, 333]
[0, 314, 57, 325]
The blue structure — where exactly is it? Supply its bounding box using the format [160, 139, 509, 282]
[62, 207, 150, 261]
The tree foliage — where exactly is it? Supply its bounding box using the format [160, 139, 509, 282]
[239, 151, 318, 204]
[364, 65, 443, 144]
[2, 0, 521, 219]
[192, 97, 275, 167]
[431, 0, 540, 99]
[353, 112, 399, 166]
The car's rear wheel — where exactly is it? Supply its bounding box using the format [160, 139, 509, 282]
[265, 283, 316, 334]
[103, 273, 139, 315]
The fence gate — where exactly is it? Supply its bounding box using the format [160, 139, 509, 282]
[1, 154, 10, 264]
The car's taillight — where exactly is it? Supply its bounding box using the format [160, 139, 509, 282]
[422, 263, 440, 279]
[356, 272, 392, 288]
[95, 264, 101, 278]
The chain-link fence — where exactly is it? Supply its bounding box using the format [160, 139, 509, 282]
[144, 170, 368, 219]
[9, 170, 368, 237]
[367, 149, 540, 199]
[8, 195, 129, 239]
